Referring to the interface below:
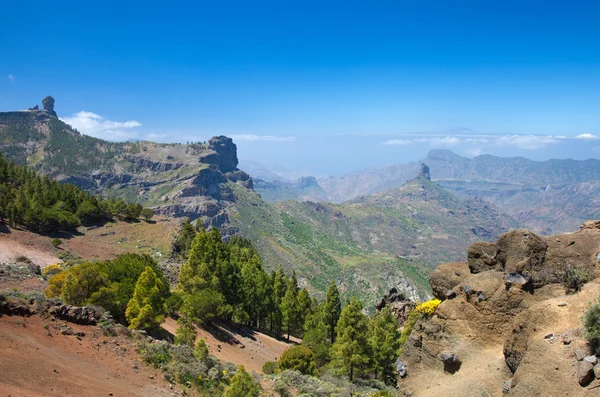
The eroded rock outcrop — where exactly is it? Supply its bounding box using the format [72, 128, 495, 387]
[399, 222, 600, 396]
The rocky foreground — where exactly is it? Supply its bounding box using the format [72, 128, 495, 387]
[395, 221, 600, 396]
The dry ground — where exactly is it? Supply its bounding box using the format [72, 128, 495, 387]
[0, 315, 175, 397]
[162, 317, 296, 374]
[0, 217, 179, 267]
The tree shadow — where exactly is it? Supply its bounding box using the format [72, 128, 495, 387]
[0, 222, 11, 234]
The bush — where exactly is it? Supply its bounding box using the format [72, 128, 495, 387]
[51, 238, 62, 248]
[584, 296, 600, 355]
[224, 365, 261, 397]
[42, 263, 63, 279]
[262, 361, 278, 375]
[279, 345, 317, 375]
[139, 340, 172, 368]
[563, 266, 589, 293]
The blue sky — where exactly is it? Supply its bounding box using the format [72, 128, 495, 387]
[1, 1, 600, 175]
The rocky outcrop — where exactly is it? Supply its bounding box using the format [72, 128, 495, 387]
[429, 261, 469, 300]
[42, 95, 57, 117]
[420, 163, 431, 180]
[129, 157, 183, 173]
[399, 222, 600, 396]
[376, 287, 417, 326]
[199, 136, 239, 173]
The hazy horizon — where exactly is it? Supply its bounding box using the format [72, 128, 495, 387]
[2, 1, 599, 175]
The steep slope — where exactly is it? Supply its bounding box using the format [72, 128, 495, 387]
[229, 171, 516, 305]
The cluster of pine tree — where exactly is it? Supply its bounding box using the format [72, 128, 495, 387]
[174, 223, 402, 385]
[280, 288, 401, 384]
[0, 152, 153, 232]
[174, 226, 315, 341]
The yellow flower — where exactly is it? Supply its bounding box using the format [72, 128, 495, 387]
[416, 299, 442, 316]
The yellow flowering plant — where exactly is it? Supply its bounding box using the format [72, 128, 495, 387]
[415, 299, 442, 316]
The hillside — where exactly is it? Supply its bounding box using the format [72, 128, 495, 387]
[0, 98, 519, 306]
[229, 169, 517, 304]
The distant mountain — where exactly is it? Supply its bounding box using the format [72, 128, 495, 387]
[253, 149, 600, 234]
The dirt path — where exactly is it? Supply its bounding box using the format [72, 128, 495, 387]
[162, 317, 295, 373]
[0, 316, 174, 397]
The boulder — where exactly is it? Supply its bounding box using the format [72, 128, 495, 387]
[583, 355, 598, 365]
[504, 272, 533, 292]
[467, 242, 499, 273]
[429, 262, 469, 300]
[495, 229, 547, 276]
[577, 360, 595, 386]
[440, 353, 461, 373]
[594, 364, 600, 379]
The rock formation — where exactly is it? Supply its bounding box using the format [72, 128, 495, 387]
[399, 222, 600, 396]
[420, 163, 431, 180]
[41, 96, 57, 117]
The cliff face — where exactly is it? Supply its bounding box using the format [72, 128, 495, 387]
[0, 99, 252, 232]
[397, 222, 600, 396]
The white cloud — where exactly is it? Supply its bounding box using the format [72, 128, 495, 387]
[382, 139, 411, 145]
[492, 134, 559, 150]
[7, 74, 14, 81]
[231, 134, 295, 142]
[61, 111, 141, 141]
[575, 133, 599, 140]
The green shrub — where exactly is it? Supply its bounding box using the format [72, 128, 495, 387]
[563, 266, 589, 293]
[583, 296, 600, 355]
[139, 340, 172, 368]
[51, 238, 62, 248]
[262, 361, 278, 375]
[398, 308, 422, 355]
[279, 345, 317, 375]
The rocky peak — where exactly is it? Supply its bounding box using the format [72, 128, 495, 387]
[41, 96, 57, 117]
[206, 136, 239, 173]
[420, 163, 431, 180]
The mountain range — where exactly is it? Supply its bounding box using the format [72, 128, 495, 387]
[252, 149, 600, 234]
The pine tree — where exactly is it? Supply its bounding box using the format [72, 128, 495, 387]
[281, 271, 300, 339]
[224, 365, 261, 397]
[369, 307, 401, 383]
[303, 303, 331, 367]
[322, 280, 342, 343]
[330, 297, 371, 380]
[174, 318, 197, 346]
[125, 266, 165, 330]
[297, 287, 312, 334]
[272, 265, 287, 334]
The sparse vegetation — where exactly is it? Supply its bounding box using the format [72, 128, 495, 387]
[583, 296, 600, 355]
[562, 266, 589, 293]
